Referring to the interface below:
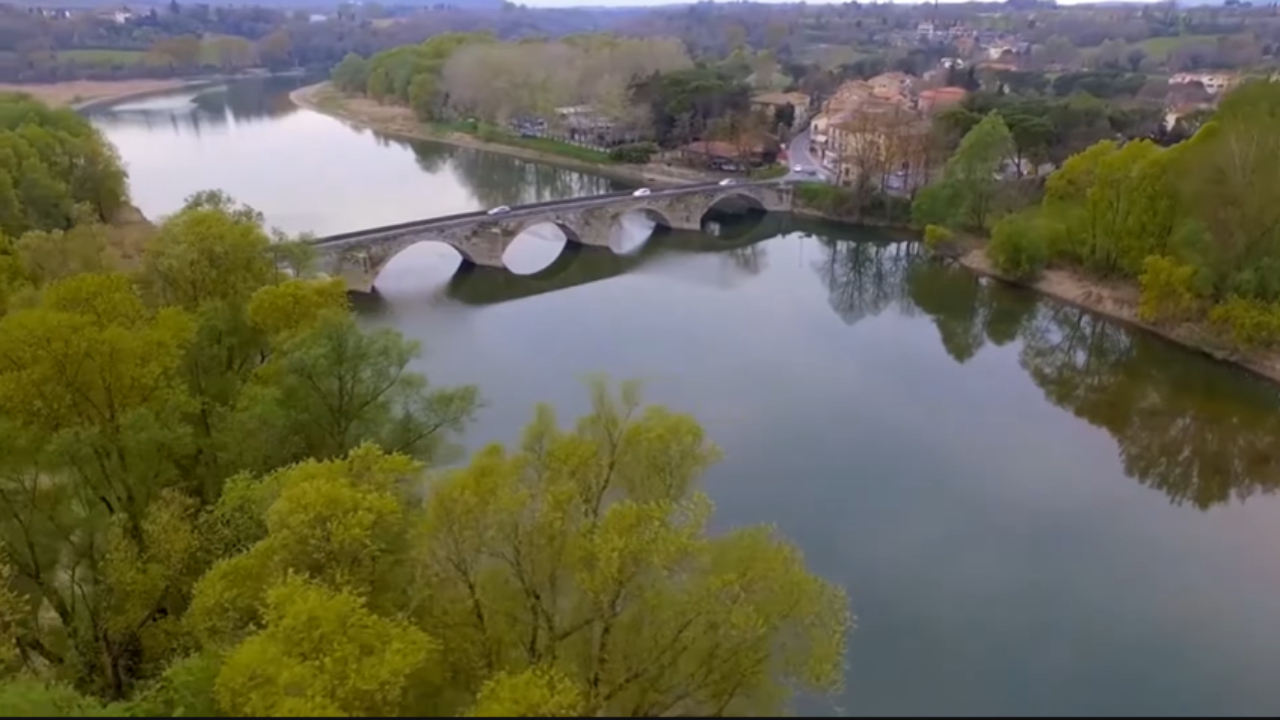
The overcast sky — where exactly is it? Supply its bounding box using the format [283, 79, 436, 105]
[521, 0, 1164, 8]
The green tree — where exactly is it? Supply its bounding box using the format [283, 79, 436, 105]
[0, 273, 196, 697]
[415, 379, 851, 716]
[222, 311, 479, 472]
[408, 74, 439, 121]
[215, 577, 437, 717]
[331, 53, 371, 94]
[185, 381, 851, 717]
[0, 677, 124, 717]
[14, 211, 108, 287]
[1040, 138, 1183, 276]
[1176, 80, 1280, 301]
[913, 112, 1014, 232]
[465, 667, 586, 717]
[988, 210, 1051, 279]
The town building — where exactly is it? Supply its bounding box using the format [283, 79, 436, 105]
[750, 92, 812, 121]
[1169, 72, 1238, 95]
[917, 86, 968, 114]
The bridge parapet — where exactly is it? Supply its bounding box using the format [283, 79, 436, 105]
[312, 181, 792, 292]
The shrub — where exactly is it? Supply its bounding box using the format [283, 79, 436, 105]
[1137, 254, 1201, 323]
[1208, 296, 1280, 348]
[861, 191, 912, 223]
[988, 212, 1049, 279]
[923, 224, 954, 254]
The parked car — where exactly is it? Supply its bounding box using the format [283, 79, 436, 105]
[486, 206, 511, 215]
[632, 188, 651, 197]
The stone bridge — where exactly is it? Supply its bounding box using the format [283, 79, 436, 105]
[308, 181, 793, 292]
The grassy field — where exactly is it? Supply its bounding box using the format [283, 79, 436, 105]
[58, 42, 225, 68]
[1135, 34, 1221, 60]
[438, 120, 614, 164]
[486, 134, 612, 164]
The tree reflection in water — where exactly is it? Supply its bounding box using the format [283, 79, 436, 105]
[811, 231, 1280, 511]
[365, 220, 1280, 511]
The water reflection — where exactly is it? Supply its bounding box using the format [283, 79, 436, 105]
[87, 76, 311, 137]
[443, 145, 618, 209]
[374, 218, 1280, 511]
[89, 79, 631, 237]
[810, 230, 1280, 511]
[425, 214, 784, 305]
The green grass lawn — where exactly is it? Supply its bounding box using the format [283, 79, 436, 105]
[434, 120, 613, 164]
[59, 42, 229, 68]
[1135, 34, 1221, 60]
[749, 164, 788, 180]
[502, 135, 612, 164]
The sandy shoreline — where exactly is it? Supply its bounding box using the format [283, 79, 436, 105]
[0, 78, 196, 109]
[288, 82, 718, 188]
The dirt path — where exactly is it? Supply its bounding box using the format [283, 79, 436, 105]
[289, 82, 718, 188]
[958, 247, 1280, 385]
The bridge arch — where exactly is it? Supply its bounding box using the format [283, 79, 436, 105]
[503, 220, 582, 275]
[512, 219, 583, 245]
[628, 206, 675, 229]
[361, 240, 474, 292]
[698, 191, 768, 225]
[608, 206, 674, 255]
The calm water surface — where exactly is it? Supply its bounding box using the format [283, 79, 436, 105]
[91, 77, 1280, 717]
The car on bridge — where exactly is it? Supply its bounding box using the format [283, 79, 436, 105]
[632, 188, 651, 197]
[719, 178, 737, 186]
[487, 206, 511, 215]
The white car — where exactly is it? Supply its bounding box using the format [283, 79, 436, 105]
[632, 188, 651, 197]
[792, 165, 804, 173]
[718, 178, 736, 186]
[486, 206, 510, 215]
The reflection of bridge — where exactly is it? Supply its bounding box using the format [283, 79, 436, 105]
[309, 181, 793, 292]
[443, 213, 793, 306]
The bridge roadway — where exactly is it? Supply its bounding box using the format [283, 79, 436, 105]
[307, 179, 794, 292]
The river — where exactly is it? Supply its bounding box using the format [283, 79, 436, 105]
[89, 76, 1280, 717]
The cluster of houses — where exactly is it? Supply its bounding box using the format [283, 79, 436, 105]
[893, 21, 1030, 58]
[808, 71, 968, 189]
[23, 4, 134, 22]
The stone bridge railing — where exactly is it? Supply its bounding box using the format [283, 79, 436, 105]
[308, 181, 794, 292]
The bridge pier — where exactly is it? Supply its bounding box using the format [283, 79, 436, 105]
[339, 264, 377, 294]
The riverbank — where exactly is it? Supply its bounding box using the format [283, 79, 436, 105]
[0, 79, 193, 109]
[289, 82, 719, 188]
[791, 185, 1280, 385]
[0, 69, 309, 112]
[957, 245, 1280, 385]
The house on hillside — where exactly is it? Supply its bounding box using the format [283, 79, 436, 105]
[751, 91, 811, 122]
[828, 101, 932, 190]
[553, 105, 638, 146]
[917, 86, 968, 114]
[1170, 72, 1238, 95]
[94, 6, 133, 23]
[811, 78, 916, 171]
[868, 72, 915, 103]
[680, 138, 779, 172]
